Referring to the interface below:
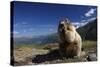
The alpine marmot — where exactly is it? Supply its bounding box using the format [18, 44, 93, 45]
[58, 18, 82, 58]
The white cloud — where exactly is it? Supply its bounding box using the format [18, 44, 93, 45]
[81, 16, 84, 19]
[13, 31, 19, 34]
[22, 21, 27, 25]
[72, 22, 81, 28]
[72, 22, 88, 28]
[23, 30, 27, 33]
[87, 17, 96, 22]
[81, 20, 86, 22]
[29, 28, 33, 31]
[37, 24, 55, 27]
[72, 17, 96, 28]
[14, 23, 19, 27]
[85, 8, 96, 17]
[49, 28, 54, 32]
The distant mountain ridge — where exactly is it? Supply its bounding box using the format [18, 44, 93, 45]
[14, 33, 59, 45]
[14, 18, 97, 45]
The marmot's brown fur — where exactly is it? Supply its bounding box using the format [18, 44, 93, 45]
[58, 18, 82, 58]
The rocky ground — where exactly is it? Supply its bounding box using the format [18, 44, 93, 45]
[13, 44, 97, 66]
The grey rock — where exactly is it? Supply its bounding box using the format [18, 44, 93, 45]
[87, 53, 97, 61]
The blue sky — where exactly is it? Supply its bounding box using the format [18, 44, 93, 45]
[12, 1, 97, 37]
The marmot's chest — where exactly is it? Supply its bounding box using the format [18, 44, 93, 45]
[59, 42, 79, 57]
[60, 31, 76, 43]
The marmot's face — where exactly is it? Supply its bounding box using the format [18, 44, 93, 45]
[58, 20, 76, 34]
[58, 19, 76, 43]
[58, 21, 66, 35]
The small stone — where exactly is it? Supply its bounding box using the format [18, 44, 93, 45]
[87, 53, 97, 61]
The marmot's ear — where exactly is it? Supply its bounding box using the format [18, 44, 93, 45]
[65, 18, 70, 23]
[59, 18, 70, 24]
[61, 18, 71, 23]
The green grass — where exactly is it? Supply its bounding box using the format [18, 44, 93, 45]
[82, 40, 97, 49]
[14, 44, 46, 49]
[14, 40, 97, 50]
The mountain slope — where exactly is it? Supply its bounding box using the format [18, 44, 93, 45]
[77, 19, 97, 41]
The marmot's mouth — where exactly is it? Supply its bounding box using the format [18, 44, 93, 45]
[60, 24, 64, 28]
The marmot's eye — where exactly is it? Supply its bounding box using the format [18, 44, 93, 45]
[67, 27, 70, 30]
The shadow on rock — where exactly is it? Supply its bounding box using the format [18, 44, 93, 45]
[32, 49, 63, 63]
